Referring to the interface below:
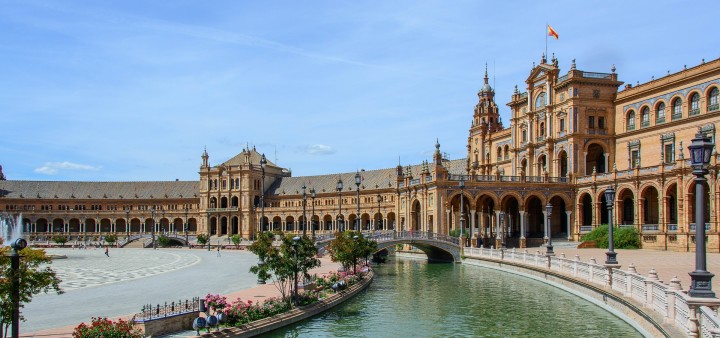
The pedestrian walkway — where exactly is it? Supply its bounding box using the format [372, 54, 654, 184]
[530, 247, 720, 291]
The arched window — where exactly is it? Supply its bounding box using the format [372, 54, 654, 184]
[539, 122, 545, 136]
[656, 102, 665, 123]
[504, 145, 510, 160]
[640, 107, 650, 127]
[535, 92, 546, 109]
[497, 147, 502, 160]
[690, 93, 700, 116]
[672, 98, 682, 120]
[626, 110, 635, 131]
[709, 87, 719, 111]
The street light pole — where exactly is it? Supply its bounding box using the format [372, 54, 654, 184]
[688, 129, 715, 298]
[377, 193, 381, 232]
[125, 207, 130, 239]
[184, 207, 189, 246]
[355, 171, 361, 232]
[302, 184, 307, 237]
[260, 154, 267, 234]
[8, 238, 27, 338]
[292, 236, 300, 306]
[459, 176, 465, 246]
[353, 235, 359, 274]
[337, 177, 344, 233]
[310, 188, 316, 239]
[604, 186, 618, 265]
[545, 203, 554, 256]
[151, 207, 156, 250]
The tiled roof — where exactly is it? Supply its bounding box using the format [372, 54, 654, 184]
[0, 180, 198, 200]
[267, 158, 467, 197]
[221, 149, 277, 168]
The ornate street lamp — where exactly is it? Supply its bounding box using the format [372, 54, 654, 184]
[292, 236, 301, 306]
[302, 184, 307, 237]
[161, 207, 166, 236]
[125, 207, 130, 238]
[545, 202, 554, 256]
[150, 207, 156, 250]
[604, 186, 618, 265]
[337, 177, 344, 232]
[353, 235, 359, 274]
[355, 171, 361, 231]
[376, 193, 382, 232]
[260, 153, 267, 233]
[497, 211, 505, 249]
[459, 176, 465, 246]
[184, 207, 189, 245]
[8, 237, 27, 338]
[310, 188, 316, 239]
[688, 129, 715, 298]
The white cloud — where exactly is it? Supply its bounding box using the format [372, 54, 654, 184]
[34, 162, 101, 175]
[304, 144, 335, 155]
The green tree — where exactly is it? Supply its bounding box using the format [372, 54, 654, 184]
[328, 231, 376, 273]
[0, 241, 63, 336]
[248, 232, 320, 305]
[52, 235, 67, 247]
[231, 235, 242, 249]
[104, 234, 117, 246]
[196, 233, 209, 246]
[157, 234, 170, 247]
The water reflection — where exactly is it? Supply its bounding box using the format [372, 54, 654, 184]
[267, 258, 641, 337]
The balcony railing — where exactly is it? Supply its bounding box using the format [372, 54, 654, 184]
[409, 179, 421, 186]
[582, 71, 612, 79]
[586, 128, 607, 135]
[641, 224, 659, 232]
[536, 136, 545, 142]
[580, 225, 592, 232]
[656, 117, 665, 124]
[709, 103, 719, 112]
[667, 224, 678, 231]
[207, 207, 239, 212]
[672, 112, 682, 120]
[627, 124, 635, 131]
[641, 121, 650, 128]
[689, 223, 711, 231]
[689, 109, 700, 116]
[557, 74, 568, 83]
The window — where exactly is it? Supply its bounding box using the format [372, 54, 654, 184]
[626, 110, 635, 131]
[598, 117, 605, 129]
[641, 107, 650, 127]
[709, 87, 719, 111]
[535, 92, 546, 109]
[690, 93, 700, 115]
[539, 122, 545, 136]
[560, 118, 565, 132]
[497, 147, 502, 160]
[522, 129, 527, 143]
[664, 144, 674, 164]
[656, 102, 665, 123]
[504, 145, 510, 160]
[588, 116, 595, 129]
[672, 98, 682, 120]
[628, 140, 641, 169]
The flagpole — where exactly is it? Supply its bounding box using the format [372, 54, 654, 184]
[545, 23, 548, 62]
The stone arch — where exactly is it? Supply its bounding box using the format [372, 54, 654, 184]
[209, 216, 217, 235]
[231, 216, 239, 235]
[99, 218, 112, 232]
[617, 186, 635, 225]
[585, 142, 607, 174]
[36, 218, 49, 232]
[79, 218, 90, 233]
[52, 218, 64, 233]
[173, 218, 184, 233]
[209, 197, 217, 208]
[664, 182, 679, 226]
[188, 218, 197, 232]
[548, 195, 567, 238]
[285, 215, 295, 231]
[361, 213, 371, 231]
[524, 195, 544, 238]
[578, 192, 593, 227]
[639, 184, 660, 226]
[387, 212, 396, 231]
[322, 214, 333, 231]
[272, 216, 282, 231]
[231, 196, 239, 207]
[557, 149, 569, 177]
[410, 199, 422, 231]
[130, 218, 142, 232]
[220, 197, 228, 208]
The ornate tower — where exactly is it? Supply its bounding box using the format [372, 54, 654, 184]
[468, 65, 502, 175]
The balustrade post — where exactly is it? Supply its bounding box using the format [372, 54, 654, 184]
[645, 269, 659, 308]
[626, 264, 637, 297]
[665, 276, 682, 324]
[574, 255, 580, 277]
[589, 258, 596, 283]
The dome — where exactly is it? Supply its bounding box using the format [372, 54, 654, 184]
[481, 83, 493, 92]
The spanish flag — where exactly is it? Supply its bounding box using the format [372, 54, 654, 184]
[547, 24, 559, 39]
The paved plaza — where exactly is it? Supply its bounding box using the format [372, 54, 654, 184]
[22, 248, 261, 335]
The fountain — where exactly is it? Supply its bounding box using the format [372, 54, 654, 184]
[0, 213, 24, 247]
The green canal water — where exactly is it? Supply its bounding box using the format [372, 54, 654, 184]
[266, 257, 642, 337]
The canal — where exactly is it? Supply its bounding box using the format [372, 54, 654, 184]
[267, 257, 642, 337]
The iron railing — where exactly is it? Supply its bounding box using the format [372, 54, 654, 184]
[137, 297, 201, 321]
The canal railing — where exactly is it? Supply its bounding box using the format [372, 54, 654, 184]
[136, 297, 201, 321]
[464, 247, 720, 337]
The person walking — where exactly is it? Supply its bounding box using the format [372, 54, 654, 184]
[105, 247, 109, 257]
[216, 245, 221, 257]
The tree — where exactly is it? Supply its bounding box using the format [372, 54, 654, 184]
[0, 240, 63, 337]
[52, 235, 67, 247]
[328, 231, 376, 273]
[104, 234, 117, 246]
[196, 233, 209, 246]
[248, 232, 320, 305]
[157, 234, 170, 247]
[231, 235, 242, 249]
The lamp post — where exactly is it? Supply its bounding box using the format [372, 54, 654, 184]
[459, 176, 466, 246]
[497, 211, 504, 249]
[353, 235, 359, 274]
[150, 207, 156, 250]
[500, 211, 506, 249]
[302, 184, 307, 237]
[310, 188, 316, 239]
[184, 207, 189, 245]
[604, 186, 618, 265]
[545, 203, 554, 256]
[161, 207, 165, 237]
[337, 177, 344, 232]
[206, 211, 211, 251]
[355, 171, 361, 231]
[292, 236, 300, 306]
[376, 193, 382, 232]
[7, 237, 27, 338]
[688, 129, 715, 298]
[125, 207, 130, 238]
[260, 153, 267, 233]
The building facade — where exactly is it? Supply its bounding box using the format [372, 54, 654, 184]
[2, 56, 719, 252]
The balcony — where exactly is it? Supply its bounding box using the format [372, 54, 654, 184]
[689, 223, 711, 232]
[709, 103, 719, 112]
[656, 117, 665, 124]
[667, 224, 678, 232]
[581, 71, 613, 79]
[641, 121, 650, 128]
[689, 108, 700, 116]
[207, 207, 239, 212]
[586, 128, 607, 135]
[641, 224, 659, 232]
[627, 124, 635, 131]
[580, 226, 593, 232]
[672, 113, 682, 121]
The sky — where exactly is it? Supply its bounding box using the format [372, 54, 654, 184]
[1, 0, 718, 182]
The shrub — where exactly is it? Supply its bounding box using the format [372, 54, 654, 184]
[104, 234, 117, 245]
[53, 235, 68, 246]
[204, 294, 228, 314]
[581, 224, 640, 249]
[72, 317, 142, 338]
[157, 234, 170, 247]
[196, 233, 209, 245]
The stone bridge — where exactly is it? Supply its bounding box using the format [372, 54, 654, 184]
[316, 231, 461, 263]
[120, 233, 191, 248]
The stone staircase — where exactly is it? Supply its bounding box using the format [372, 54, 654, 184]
[124, 239, 148, 248]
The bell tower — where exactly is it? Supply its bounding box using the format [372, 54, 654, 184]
[468, 65, 502, 175]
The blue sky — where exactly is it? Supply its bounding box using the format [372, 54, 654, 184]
[1, 0, 718, 181]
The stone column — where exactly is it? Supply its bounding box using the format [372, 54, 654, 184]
[470, 210, 476, 241]
[520, 211, 526, 248]
[542, 211, 548, 241]
[446, 209, 451, 235]
[495, 210, 501, 248]
[566, 211, 572, 240]
[604, 153, 609, 173]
